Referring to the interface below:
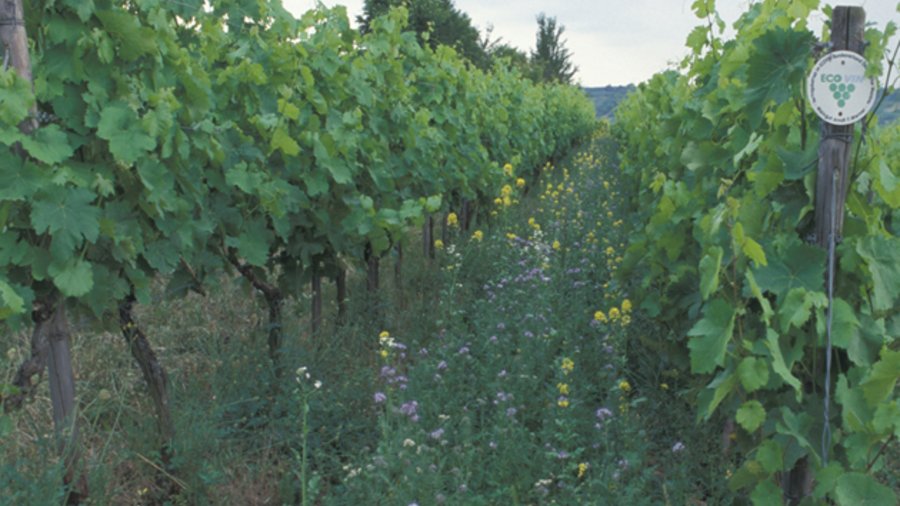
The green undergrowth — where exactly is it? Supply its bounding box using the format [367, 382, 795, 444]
[2, 131, 738, 505]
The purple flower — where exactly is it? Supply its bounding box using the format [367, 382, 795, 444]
[399, 400, 419, 421]
[496, 391, 510, 402]
[374, 392, 386, 404]
[489, 335, 498, 343]
[437, 360, 448, 371]
[506, 407, 517, 417]
[429, 428, 445, 440]
[496, 323, 506, 331]
[672, 441, 685, 453]
[595, 407, 613, 421]
[458, 346, 470, 355]
[497, 369, 507, 378]
[523, 331, 534, 338]
[489, 441, 498, 449]
[556, 450, 569, 459]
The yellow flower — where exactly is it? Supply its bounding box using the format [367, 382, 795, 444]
[605, 246, 615, 256]
[552, 240, 561, 251]
[472, 230, 483, 242]
[561, 357, 574, 375]
[557, 382, 570, 395]
[502, 196, 512, 207]
[503, 163, 514, 177]
[379, 330, 390, 339]
[501, 184, 513, 197]
[660, 383, 669, 390]
[447, 212, 458, 227]
[434, 239, 444, 250]
[380, 349, 389, 359]
[516, 177, 526, 188]
[494, 197, 503, 205]
[557, 398, 569, 408]
[603, 181, 610, 190]
[594, 310, 607, 323]
[609, 307, 620, 320]
[506, 232, 517, 240]
[622, 299, 633, 313]
[618, 380, 631, 393]
[577, 462, 588, 479]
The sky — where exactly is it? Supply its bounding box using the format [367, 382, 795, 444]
[281, 1, 899, 86]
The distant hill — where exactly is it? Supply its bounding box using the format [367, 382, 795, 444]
[583, 85, 900, 126]
[582, 85, 634, 120]
[877, 91, 900, 125]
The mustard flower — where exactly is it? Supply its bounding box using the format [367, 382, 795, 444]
[594, 310, 607, 323]
[552, 240, 561, 251]
[516, 177, 526, 188]
[561, 357, 574, 375]
[434, 239, 444, 250]
[446, 212, 458, 227]
[472, 230, 484, 242]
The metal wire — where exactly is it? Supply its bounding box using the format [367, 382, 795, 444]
[822, 166, 838, 465]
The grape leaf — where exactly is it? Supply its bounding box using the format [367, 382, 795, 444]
[30, 186, 100, 248]
[738, 357, 769, 392]
[835, 473, 896, 506]
[737, 400, 766, 432]
[688, 299, 735, 374]
[97, 101, 156, 165]
[48, 258, 94, 297]
[19, 125, 74, 165]
[856, 236, 900, 312]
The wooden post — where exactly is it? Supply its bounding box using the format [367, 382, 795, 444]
[2, 3, 87, 501]
[0, 0, 36, 133]
[335, 268, 347, 324]
[46, 305, 89, 503]
[813, 6, 865, 248]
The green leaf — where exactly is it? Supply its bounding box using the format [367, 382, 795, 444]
[30, 186, 101, 247]
[97, 101, 156, 165]
[834, 473, 896, 506]
[778, 287, 817, 332]
[831, 298, 862, 363]
[96, 10, 158, 61]
[736, 400, 766, 432]
[271, 127, 300, 156]
[699, 246, 723, 300]
[698, 369, 737, 420]
[19, 125, 74, 165]
[754, 239, 824, 300]
[687, 299, 736, 374]
[750, 479, 783, 506]
[0, 280, 25, 320]
[742, 237, 767, 267]
[226, 223, 273, 267]
[872, 401, 899, 435]
[743, 28, 814, 128]
[856, 236, 900, 312]
[755, 440, 784, 473]
[738, 357, 770, 392]
[860, 349, 900, 405]
[765, 329, 802, 399]
[48, 258, 94, 297]
[813, 462, 845, 499]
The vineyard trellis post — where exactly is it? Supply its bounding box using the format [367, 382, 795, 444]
[788, 5, 866, 505]
[2, 0, 88, 501]
[813, 6, 865, 248]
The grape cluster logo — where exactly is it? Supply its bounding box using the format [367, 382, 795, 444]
[829, 82, 855, 108]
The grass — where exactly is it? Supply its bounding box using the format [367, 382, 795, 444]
[1, 131, 742, 505]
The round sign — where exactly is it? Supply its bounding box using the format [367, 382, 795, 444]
[806, 50, 877, 125]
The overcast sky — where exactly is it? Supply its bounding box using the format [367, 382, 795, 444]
[281, 1, 899, 86]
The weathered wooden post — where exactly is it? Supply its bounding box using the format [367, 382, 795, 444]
[2, 0, 88, 501]
[811, 6, 866, 247]
[797, 6, 874, 505]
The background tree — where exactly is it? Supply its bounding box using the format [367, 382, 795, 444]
[530, 13, 578, 84]
[359, 0, 489, 69]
